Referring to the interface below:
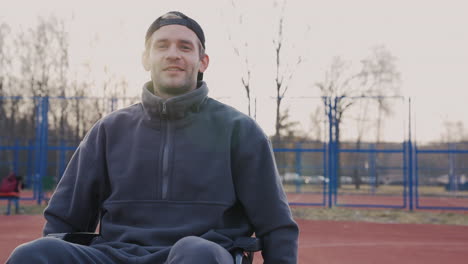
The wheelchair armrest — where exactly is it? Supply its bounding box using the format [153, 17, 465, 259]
[233, 237, 262, 252]
[46, 232, 99, 246]
[233, 237, 262, 264]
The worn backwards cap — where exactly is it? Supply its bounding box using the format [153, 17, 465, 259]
[145, 11, 205, 49]
[145, 11, 206, 81]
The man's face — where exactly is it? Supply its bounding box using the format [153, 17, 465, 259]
[143, 25, 209, 98]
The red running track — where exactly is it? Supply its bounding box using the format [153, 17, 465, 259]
[1, 216, 468, 264]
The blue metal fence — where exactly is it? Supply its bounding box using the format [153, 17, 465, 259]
[1, 96, 467, 210]
[414, 145, 468, 211]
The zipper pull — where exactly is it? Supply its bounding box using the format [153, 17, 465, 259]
[162, 103, 167, 116]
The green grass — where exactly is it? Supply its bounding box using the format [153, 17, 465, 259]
[0, 204, 47, 215]
[3, 201, 467, 227]
[292, 207, 468, 226]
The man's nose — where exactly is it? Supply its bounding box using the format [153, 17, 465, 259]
[166, 45, 181, 59]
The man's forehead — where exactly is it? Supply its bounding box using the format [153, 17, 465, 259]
[150, 24, 198, 42]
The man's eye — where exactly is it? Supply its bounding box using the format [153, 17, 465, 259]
[181, 46, 192, 50]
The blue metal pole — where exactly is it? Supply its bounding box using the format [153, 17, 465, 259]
[37, 97, 45, 205]
[295, 142, 302, 176]
[370, 143, 376, 194]
[448, 143, 456, 192]
[322, 140, 327, 207]
[408, 139, 414, 211]
[13, 139, 20, 174]
[333, 97, 339, 206]
[332, 139, 337, 206]
[294, 142, 303, 193]
[59, 139, 66, 182]
[403, 141, 407, 209]
[408, 98, 414, 211]
[38, 97, 49, 205]
[41, 96, 49, 204]
[327, 97, 334, 208]
[27, 139, 34, 188]
[33, 98, 42, 201]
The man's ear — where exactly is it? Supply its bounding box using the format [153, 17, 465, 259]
[199, 54, 210, 73]
[142, 50, 150, 71]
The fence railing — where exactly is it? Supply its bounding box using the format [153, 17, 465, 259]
[1, 96, 467, 210]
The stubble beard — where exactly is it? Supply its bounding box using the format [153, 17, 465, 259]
[152, 71, 197, 97]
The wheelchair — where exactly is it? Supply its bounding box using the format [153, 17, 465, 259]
[47, 232, 262, 264]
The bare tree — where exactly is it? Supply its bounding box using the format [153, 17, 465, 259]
[0, 22, 12, 131]
[359, 46, 401, 188]
[13, 16, 61, 140]
[360, 45, 401, 143]
[101, 66, 129, 112]
[14, 16, 71, 179]
[316, 46, 401, 188]
[78, 64, 129, 129]
[54, 18, 70, 142]
[237, 43, 254, 118]
[273, 0, 302, 139]
[226, 0, 305, 131]
[0, 22, 14, 150]
[316, 56, 358, 146]
[308, 106, 324, 141]
[69, 62, 95, 140]
[0, 22, 12, 97]
[442, 120, 466, 143]
[225, 0, 256, 118]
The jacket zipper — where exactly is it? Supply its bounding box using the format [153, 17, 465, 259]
[161, 102, 171, 200]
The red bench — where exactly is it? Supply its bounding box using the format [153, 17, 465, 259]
[0, 192, 20, 215]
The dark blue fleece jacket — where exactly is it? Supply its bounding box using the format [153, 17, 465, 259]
[43, 82, 298, 263]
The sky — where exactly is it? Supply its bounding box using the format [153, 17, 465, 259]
[1, 0, 468, 143]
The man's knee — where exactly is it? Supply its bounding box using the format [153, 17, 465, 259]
[7, 237, 68, 263]
[167, 236, 233, 264]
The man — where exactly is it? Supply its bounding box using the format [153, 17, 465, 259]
[7, 11, 298, 264]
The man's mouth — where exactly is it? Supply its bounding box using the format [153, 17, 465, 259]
[164, 66, 184, 72]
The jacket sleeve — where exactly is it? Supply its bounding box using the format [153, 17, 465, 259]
[43, 121, 108, 236]
[231, 119, 299, 264]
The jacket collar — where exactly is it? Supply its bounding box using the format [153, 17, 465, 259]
[141, 81, 209, 120]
